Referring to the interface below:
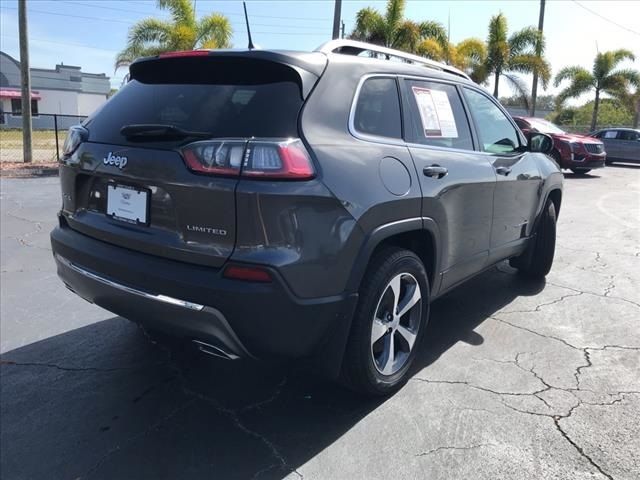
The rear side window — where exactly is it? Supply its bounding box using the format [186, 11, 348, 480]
[353, 77, 402, 139]
[404, 80, 473, 150]
[85, 58, 304, 146]
[618, 130, 639, 141]
[463, 88, 521, 154]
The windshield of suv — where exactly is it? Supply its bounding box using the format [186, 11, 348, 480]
[527, 118, 566, 135]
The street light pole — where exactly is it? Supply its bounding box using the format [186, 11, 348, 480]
[18, 0, 33, 163]
[530, 0, 546, 117]
[332, 0, 342, 40]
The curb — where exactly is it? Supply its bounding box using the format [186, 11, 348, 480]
[1, 166, 59, 178]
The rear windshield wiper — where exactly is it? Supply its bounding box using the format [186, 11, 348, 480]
[120, 124, 211, 140]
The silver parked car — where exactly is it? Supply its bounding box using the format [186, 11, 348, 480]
[591, 128, 640, 164]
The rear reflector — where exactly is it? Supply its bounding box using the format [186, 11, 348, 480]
[181, 138, 315, 180]
[223, 265, 272, 283]
[159, 50, 210, 58]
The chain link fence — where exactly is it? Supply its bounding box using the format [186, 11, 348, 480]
[0, 113, 87, 163]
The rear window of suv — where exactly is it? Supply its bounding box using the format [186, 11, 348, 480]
[84, 57, 304, 146]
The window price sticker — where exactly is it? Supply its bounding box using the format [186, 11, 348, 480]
[412, 86, 459, 138]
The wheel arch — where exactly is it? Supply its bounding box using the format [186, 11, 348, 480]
[346, 218, 441, 296]
[547, 188, 562, 218]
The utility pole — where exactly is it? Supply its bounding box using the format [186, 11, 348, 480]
[332, 0, 342, 40]
[530, 0, 546, 117]
[18, 0, 32, 163]
[341, 20, 345, 39]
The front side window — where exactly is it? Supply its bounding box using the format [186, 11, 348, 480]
[603, 130, 618, 139]
[353, 77, 402, 139]
[404, 80, 473, 151]
[463, 88, 521, 154]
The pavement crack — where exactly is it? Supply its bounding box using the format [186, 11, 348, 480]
[0, 359, 163, 373]
[499, 291, 583, 315]
[574, 349, 593, 389]
[546, 281, 640, 309]
[415, 443, 496, 457]
[81, 397, 198, 479]
[489, 316, 580, 350]
[553, 418, 613, 479]
[137, 326, 301, 479]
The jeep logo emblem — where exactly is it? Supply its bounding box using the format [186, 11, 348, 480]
[103, 152, 128, 169]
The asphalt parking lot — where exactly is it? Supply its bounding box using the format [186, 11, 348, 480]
[1, 165, 639, 480]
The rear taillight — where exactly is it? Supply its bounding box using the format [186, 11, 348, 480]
[181, 138, 315, 180]
[61, 125, 88, 159]
[243, 139, 315, 179]
[182, 140, 245, 176]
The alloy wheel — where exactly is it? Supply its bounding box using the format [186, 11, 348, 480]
[370, 273, 422, 375]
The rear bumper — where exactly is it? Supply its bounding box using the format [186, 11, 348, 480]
[51, 221, 357, 362]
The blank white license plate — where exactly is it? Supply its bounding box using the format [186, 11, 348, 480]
[106, 184, 149, 224]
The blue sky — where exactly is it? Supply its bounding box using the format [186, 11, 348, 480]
[1, 0, 638, 99]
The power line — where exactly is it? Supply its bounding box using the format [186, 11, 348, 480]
[56, 1, 332, 23]
[570, 0, 640, 37]
[1, 5, 330, 32]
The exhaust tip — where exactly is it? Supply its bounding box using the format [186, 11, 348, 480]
[192, 340, 240, 361]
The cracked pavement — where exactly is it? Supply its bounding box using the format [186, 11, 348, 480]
[1, 166, 639, 479]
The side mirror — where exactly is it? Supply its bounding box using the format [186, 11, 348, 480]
[528, 132, 554, 154]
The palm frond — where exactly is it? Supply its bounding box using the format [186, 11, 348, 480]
[196, 13, 232, 49]
[114, 44, 167, 70]
[502, 73, 530, 112]
[416, 38, 445, 61]
[486, 13, 509, 70]
[508, 26, 541, 56]
[555, 76, 594, 107]
[384, 0, 405, 39]
[393, 20, 421, 52]
[554, 66, 593, 88]
[610, 49, 636, 65]
[157, 0, 195, 28]
[510, 54, 551, 88]
[418, 21, 448, 47]
[349, 7, 386, 45]
[126, 18, 172, 47]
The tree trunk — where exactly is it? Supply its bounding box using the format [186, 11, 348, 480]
[634, 98, 639, 129]
[590, 89, 600, 132]
[493, 71, 500, 98]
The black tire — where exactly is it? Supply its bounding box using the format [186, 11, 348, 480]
[511, 199, 557, 279]
[341, 247, 429, 396]
[571, 168, 591, 174]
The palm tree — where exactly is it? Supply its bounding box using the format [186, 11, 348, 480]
[115, 0, 232, 70]
[554, 50, 640, 131]
[484, 13, 550, 101]
[349, 0, 448, 55]
[417, 38, 487, 82]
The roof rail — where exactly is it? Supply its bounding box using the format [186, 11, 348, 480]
[314, 39, 470, 80]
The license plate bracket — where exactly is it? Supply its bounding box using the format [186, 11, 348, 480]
[106, 184, 150, 225]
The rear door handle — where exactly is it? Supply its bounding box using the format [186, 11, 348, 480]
[423, 165, 448, 179]
[495, 166, 512, 176]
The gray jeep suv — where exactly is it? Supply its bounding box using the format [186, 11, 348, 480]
[51, 40, 563, 395]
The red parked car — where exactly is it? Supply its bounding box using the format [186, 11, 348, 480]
[513, 117, 606, 174]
